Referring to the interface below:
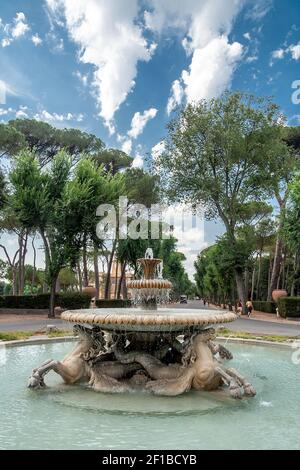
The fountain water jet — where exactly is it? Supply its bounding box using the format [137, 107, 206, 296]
[28, 249, 256, 399]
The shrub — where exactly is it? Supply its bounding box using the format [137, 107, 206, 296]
[252, 301, 276, 314]
[0, 292, 91, 310]
[56, 292, 91, 310]
[277, 297, 300, 318]
[0, 294, 50, 309]
[95, 299, 132, 308]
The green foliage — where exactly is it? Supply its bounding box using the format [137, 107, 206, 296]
[8, 119, 104, 165]
[93, 149, 132, 175]
[252, 301, 276, 314]
[0, 293, 51, 309]
[278, 297, 300, 318]
[56, 292, 91, 309]
[0, 123, 26, 157]
[0, 292, 91, 310]
[95, 299, 131, 308]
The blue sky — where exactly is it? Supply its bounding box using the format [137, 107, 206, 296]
[0, 0, 300, 276]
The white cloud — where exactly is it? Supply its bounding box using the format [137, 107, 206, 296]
[151, 141, 165, 161]
[15, 105, 28, 118]
[0, 12, 31, 48]
[128, 108, 158, 139]
[246, 0, 273, 20]
[271, 43, 300, 64]
[121, 139, 132, 155]
[243, 32, 251, 41]
[290, 44, 300, 61]
[11, 12, 30, 38]
[1, 38, 11, 47]
[146, 1, 244, 107]
[46, 0, 156, 132]
[167, 79, 184, 115]
[34, 109, 84, 123]
[182, 37, 243, 103]
[246, 55, 258, 63]
[272, 48, 285, 59]
[74, 70, 88, 87]
[31, 34, 42, 46]
[132, 152, 144, 169]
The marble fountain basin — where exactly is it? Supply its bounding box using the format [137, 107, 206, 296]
[61, 308, 237, 332]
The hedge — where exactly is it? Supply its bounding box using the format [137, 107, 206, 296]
[95, 299, 132, 308]
[0, 292, 91, 310]
[277, 297, 300, 318]
[252, 301, 276, 314]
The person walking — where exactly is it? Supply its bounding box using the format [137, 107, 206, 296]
[246, 300, 253, 318]
[236, 299, 243, 316]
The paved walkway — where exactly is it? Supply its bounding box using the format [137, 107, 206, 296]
[0, 301, 300, 337]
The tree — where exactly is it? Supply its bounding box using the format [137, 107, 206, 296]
[264, 126, 300, 299]
[10, 149, 93, 316]
[93, 149, 132, 175]
[8, 119, 104, 166]
[0, 123, 26, 159]
[157, 92, 282, 310]
[284, 172, 300, 296]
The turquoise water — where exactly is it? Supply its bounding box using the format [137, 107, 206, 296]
[0, 340, 299, 450]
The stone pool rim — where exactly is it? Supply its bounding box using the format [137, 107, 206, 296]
[0, 335, 294, 349]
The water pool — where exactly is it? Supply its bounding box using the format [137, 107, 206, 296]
[0, 340, 299, 450]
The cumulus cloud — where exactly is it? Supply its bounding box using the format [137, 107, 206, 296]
[0, 12, 32, 48]
[132, 152, 144, 169]
[31, 34, 42, 46]
[272, 48, 285, 60]
[74, 70, 88, 87]
[121, 138, 132, 155]
[167, 79, 184, 115]
[11, 12, 30, 38]
[128, 108, 158, 139]
[34, 109, 84, 123]
[46, 0, 156, 132]
[145, 1, 244, 107]
[271, 43, 300, 64]
[290, 44, 300, 60]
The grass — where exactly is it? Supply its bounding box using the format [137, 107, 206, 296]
[1, 328, 299, 343]
[217, 328, 300, 343]
[0, 329, 72, 341]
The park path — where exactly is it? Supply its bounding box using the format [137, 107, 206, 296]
[0, 300, 300, 336]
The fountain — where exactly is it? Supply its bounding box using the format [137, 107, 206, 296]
[28, 249, 256, 399]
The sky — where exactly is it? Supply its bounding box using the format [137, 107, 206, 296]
[0, 0, 300, 278]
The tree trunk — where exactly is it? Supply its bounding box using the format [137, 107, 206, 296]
[104, 239, 117, 299]
[235, 268, 246, 314]
[93, 243, 100, 300]
[82, 238, 89, 288]
[32, 236, 37, 293]
[77, 262, 82, 293]
[268, 235, 283, 300]
[256, 252, 262, 300]
[117, 262, 126, 299]
[251, 263, 256, 301]
[49, 276, 57, 318]
[244, 267, 249, 300]
[114, 259, 119, 299]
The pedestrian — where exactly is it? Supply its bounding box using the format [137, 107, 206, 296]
[246, 300, 253, 318]
[236, 299, 243, 316]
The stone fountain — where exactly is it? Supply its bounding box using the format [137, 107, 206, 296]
[28, 249, 256, 399]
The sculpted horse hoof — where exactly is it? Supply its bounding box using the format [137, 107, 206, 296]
[28, 372, 45, 389]
[244, 384, 256, 396]
[229, 383, 243, 399]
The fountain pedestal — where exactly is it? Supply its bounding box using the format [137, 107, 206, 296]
[28, 249, 256, 399]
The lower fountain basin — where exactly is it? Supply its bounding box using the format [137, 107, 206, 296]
[1, 340, 299, 450]
[61, 308, 236, 332]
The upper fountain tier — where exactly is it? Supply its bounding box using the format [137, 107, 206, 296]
[127, 248, 172, 309]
